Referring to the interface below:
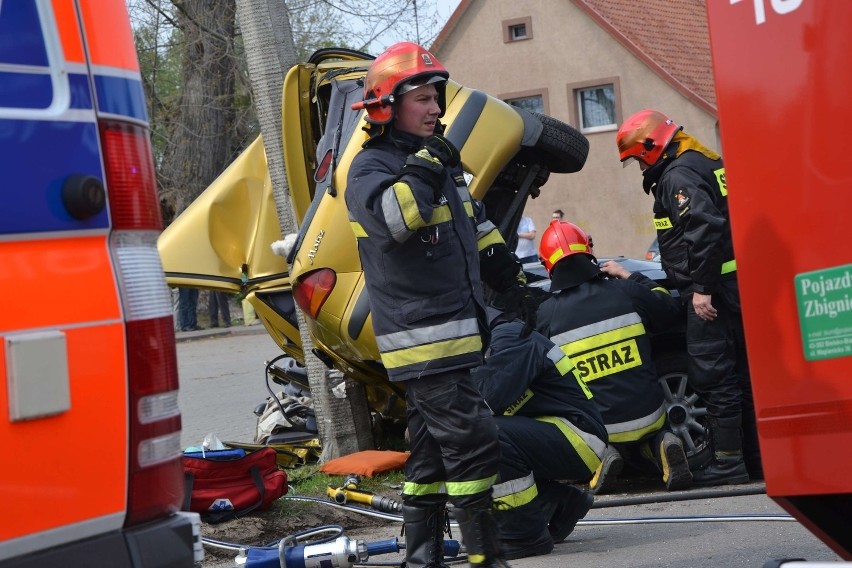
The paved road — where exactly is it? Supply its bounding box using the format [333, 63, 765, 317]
[176, 326, 283, 450]
[176, 331, 845, 568]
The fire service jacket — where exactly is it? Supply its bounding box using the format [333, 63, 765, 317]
[346, 130, 506, 382]
[472, 319, 607, 451]
[644, 137, 736, 296]
[536, 273, 682, 443]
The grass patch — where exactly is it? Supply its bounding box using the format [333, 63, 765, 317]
[276, 465, 406, 519]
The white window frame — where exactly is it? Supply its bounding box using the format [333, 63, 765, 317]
[576, 84, 617, 134]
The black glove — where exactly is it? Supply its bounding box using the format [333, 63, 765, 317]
[400, 135, 461, 191]
[423, 134, 460, 168]
[479, 244, 521, 293]
[492, 283, 540, 338]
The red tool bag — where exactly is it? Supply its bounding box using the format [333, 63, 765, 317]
[182, 447, 288, 523]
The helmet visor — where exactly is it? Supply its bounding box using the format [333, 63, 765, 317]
[397, 74, 446, 95]
[621, 156, 643, 168]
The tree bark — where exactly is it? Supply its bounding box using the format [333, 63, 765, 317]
[160, 0, 236, 214]
[234, 0, 373, 460]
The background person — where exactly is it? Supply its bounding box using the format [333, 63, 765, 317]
[345, 42, 537, 568]
[177, 287, 200, 331]
[536, 219, 692, 493]
[514, 215, 537, 263]
[616, 109, 760, 485]
[472, 308, 605, 560]
[208, 291, 231, 328]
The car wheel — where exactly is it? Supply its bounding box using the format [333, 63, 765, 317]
[529, 111, 589, 174]
[655, 351, 711, 468]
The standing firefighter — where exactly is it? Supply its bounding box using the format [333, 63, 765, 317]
[536, 220, 693, 493]
[345, 42, 536, 568]
[615, 109, 761, 485]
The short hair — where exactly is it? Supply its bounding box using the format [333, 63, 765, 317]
[552, 209, 564, 219]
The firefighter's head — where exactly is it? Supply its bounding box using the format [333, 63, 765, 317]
[539, 219, 600, 291]
[353, 42, 449, 126]
[616, 109, 682, 170]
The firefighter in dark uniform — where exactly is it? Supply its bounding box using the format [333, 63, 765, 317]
[471, 308, 606, 560]
[345, 42, 536, 568]
[536, 220, 693, 493]
[616, 109, 761, 485]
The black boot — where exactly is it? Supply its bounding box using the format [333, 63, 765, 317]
[450, 496, 511, 567]
[539, 482, 593, 543]
[692, 416, 749, 487]
[659, 432, 693, 491]
[402, 503, 449, 568]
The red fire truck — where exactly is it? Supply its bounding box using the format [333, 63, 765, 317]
[707, 0, 852, 561]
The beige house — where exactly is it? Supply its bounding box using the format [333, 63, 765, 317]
[431, 0, 720, 259]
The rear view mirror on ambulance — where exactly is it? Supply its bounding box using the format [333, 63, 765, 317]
[0, 1, 197, 566]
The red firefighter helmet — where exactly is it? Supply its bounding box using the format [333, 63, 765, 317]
[352, 42, 449, 125]
[616, 109, 682, 167]
[538, 219, 593, 273]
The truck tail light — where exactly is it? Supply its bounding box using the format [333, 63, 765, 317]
[293, 269, 336, 319]
[102, 119, 185, 526]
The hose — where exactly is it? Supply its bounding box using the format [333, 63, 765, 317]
[592, 482, 767, 508]
[201, 484, 792, 558]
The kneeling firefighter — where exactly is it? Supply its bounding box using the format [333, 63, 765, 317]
[471, 308, 607, 559]
[346, 42, 539, 567]
[536, 220, 693, 493]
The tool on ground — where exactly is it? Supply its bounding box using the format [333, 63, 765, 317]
[242, 533, 461, 568]
[326, 474, 402, 514]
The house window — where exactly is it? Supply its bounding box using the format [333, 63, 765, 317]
[510, 23, 527, 40]
[506, 95, 544, 115]
[577, 84, 616, 133]
[566, 78, 621, 134]
[502, 17, 533, 43]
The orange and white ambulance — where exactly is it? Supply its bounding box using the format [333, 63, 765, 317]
[0, 1, 197, 566]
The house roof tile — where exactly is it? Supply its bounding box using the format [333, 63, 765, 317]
[574, 0, 716, 114]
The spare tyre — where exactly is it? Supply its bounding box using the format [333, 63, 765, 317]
[514, 108, 590, 174]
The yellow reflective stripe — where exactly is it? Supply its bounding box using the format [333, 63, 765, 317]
[503, 389, 534, 416]
[492, 473, 537, 510]
[536, 416, 602, 473]
[569, 339, 643, 383]
[378, 319, 479, 351]
[568, 243, 588, 251]
[548, 248, 564, 267]
[381, 182, 428, 242]
[477, 227, 504, 251]
[380, 336, 483, 370]
[469, 553, 486, 564]
[429, 204, 452, 225]
[446, 474, 497, 497]
[403, 481, 446, 496]
[547, 345, 592, 399]
[607, 406, 667, 443]
[721, 259, 737, 274]
[463, 201, 474, 217]
[651, 286, 671, 295]
[350, 221, 367, 238]
[654, 217, 673, 229]
[714, 167, 727, 196]
[414, 148, 441, 165]
[560, 322, 645, 356]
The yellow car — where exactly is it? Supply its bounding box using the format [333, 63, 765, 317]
[159, 48, 588, 422]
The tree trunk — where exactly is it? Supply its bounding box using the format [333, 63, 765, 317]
[160, 0, 236, 214]
[234, 0, 373, 460]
